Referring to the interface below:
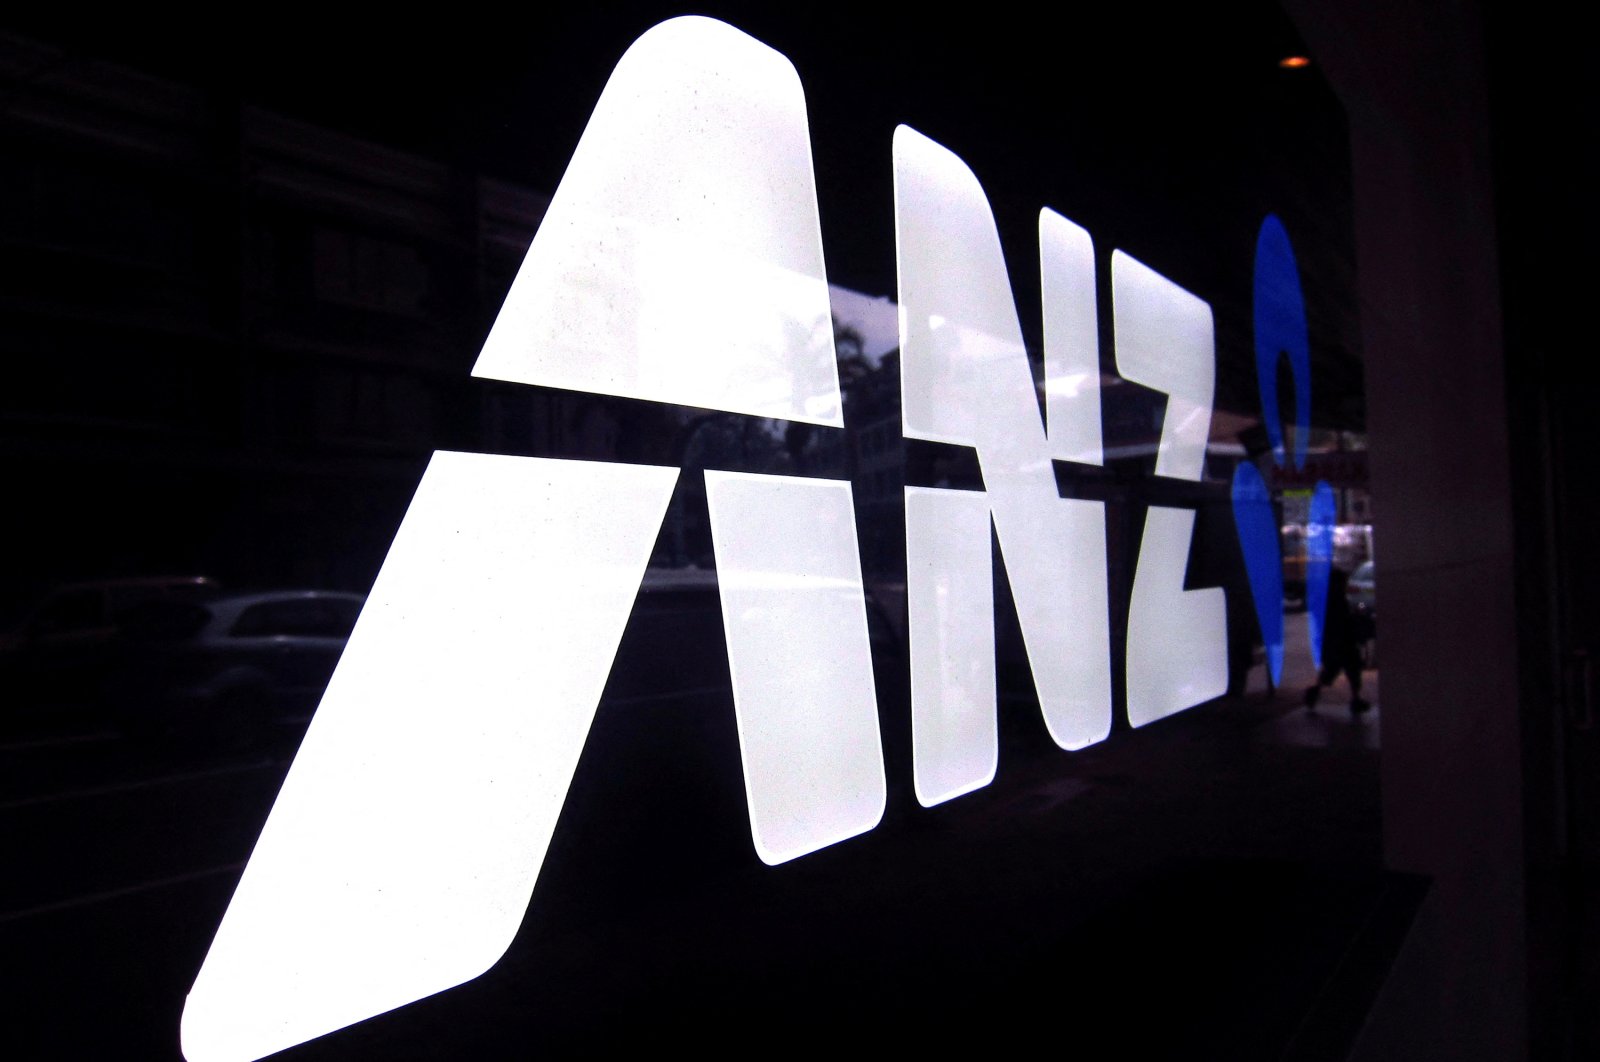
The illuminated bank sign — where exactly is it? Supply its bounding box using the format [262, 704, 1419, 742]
[182, 17, 1297, 1061]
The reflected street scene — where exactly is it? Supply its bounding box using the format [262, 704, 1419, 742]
[0, 6, 1421, 1060]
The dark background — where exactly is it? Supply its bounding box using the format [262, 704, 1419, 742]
[0, 5, 1408, 1061]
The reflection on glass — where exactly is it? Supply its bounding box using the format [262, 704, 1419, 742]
[1041, 209, 1104, 467]
[182, 453, 678, 1062]
[704, 470, 886, 864]
[1306, 481, 1337, 667]
[1112, 251, 1228, 725]
[1126, 508, 1229, 727]
[472, 17, 843, 427]
[906, 486, 996, 807]
[1233, 462, 1286, 684]
[893, 125, 1112, 751]
[1110, 251, 1216, 482]
[1235, 214, 1346, 683]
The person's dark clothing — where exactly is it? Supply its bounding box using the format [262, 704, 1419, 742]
[1305, 568, 1369, 713]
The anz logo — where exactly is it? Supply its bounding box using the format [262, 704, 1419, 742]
[182, 17, 1313, 1062]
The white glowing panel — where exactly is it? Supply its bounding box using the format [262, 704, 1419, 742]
[704, 470, 886, 865]
[906, 486, 996, 807]
[1040, 209, 1104, 466]
[894, 125, 1014, 448]
[1111, 248, 1226, 725]
[894, 125, 1112, 751]
[1125, 507, 1229, 727]
[1110, 250, 1215, 482]
[472, 16, 842, 427]
[181, 453, 677, 1062]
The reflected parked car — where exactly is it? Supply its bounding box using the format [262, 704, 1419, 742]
[1347, 560, 1375, 611]
[0, 576, 220, 720]
[1346, 560, 1377, 666]
[108, 590, 364, 750]
[1282, 525, 1308, 610]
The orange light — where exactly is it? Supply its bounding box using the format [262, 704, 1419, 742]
[1279, 55, 1311, 69]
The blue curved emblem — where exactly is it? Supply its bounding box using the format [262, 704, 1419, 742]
[1234, 214, 1333, 683]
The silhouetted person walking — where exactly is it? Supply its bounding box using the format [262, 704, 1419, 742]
[1304, 567, 1370, 714]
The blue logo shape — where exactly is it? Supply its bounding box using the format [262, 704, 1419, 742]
[1232, 462, 1284, 684]
[1234, 214, 1335, 684]
[1253, 215, 1311, 471]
